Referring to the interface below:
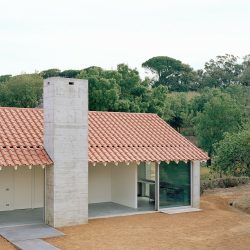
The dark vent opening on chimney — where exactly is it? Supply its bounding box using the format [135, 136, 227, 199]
[47, 82, 50, 85]
[69, 82, 74, 85]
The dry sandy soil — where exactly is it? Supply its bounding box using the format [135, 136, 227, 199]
[0, 237, 15, 250]
[1, 184, 250, 250]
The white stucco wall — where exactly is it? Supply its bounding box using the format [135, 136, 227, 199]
[88, 163, 138, 209]
[13, 167, 32, 210]
[0, 166, 44, 212]
[111, 163, 137, 208]
[88, 164, 111, 203]
[32, 167, 45, 208]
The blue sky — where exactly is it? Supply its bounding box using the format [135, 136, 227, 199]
[0, 0, 249, 76]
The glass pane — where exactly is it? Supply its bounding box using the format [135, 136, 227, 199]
[159, 161, 191, 208]
[138, 162, 155, 197]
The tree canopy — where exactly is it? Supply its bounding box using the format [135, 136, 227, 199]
[0, 54, 249, 177]
[0, 74, 43, 108]
[142, 56, 198, 91]
[76, 64, 169, 116]
[199, 54, 243, 88]
[194, 91, 244, 156]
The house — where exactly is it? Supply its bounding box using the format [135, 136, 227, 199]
[0, 77, 208, 227]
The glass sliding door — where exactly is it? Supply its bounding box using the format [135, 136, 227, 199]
[159, 161, 191, 209]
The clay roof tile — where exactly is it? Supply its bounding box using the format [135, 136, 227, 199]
[0, 108, 208, 167]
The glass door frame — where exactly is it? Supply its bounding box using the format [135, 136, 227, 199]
[155, 161, 193, 211]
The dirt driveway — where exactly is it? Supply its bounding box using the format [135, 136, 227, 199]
[45, 184, 250, 250]
[1, 184, 250, 250]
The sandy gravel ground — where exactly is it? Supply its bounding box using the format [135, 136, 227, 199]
[0, 237, 15, 250]
[45, 184, 250, 250]
[1, 184, 250, 250]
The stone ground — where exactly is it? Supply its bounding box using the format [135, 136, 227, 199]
[1, 184, 250, 250]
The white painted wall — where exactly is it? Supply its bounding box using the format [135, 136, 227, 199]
[88, 163, 138, 209]
[111, 163, 137, 208]
[88, 164, 111, 203]
[0, 167, 14, 211]
[14, 167, 32, 209]
[32, 167, 45, 208]
[0, 166, 44, 212]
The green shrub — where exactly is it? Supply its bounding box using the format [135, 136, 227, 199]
[201, 177, 250, 194]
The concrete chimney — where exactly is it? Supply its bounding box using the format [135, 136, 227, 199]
[43, 77, 88, 227]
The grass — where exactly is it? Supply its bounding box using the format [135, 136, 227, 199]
[200, 166, 212, 181]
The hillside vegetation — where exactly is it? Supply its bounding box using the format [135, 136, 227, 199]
[0, 54, 249, 177]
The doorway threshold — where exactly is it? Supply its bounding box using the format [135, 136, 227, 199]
[160, 207, 202, 214]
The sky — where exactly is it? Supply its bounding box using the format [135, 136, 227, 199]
[0, 0, 250, 77]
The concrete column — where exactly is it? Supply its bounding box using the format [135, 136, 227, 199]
[191, 160, 200, 208]
[155, 162, 159, 211]
[44, 77, 88, 227]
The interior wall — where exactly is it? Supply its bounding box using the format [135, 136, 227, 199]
[111, 163, 137, 208]
[88, 164, 111, 203]
[32, 167, 45, 208]
[14, 167, 32, 209]
[0, 167, 14, 211]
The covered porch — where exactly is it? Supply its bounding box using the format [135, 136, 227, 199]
[88, 160, 201, 218]
[88, 162, 152, 218]
[0, 165, 45, 228]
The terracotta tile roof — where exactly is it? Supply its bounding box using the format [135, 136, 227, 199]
[0, 107, 208, 167]
[89, 112, 208, 163]
[0, 107, 52, 167]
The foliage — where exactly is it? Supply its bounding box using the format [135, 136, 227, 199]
[59, 70, 81, 78]
[0, 55, 249, 178]
[142, 56, 198, 91]
[77, 64, 165, 114]
[191, 86, 247, 115]
[0, 75, 12, 84]
[214, 125, 250, 176]
[240, 55, 250, 86]
[194, 92, 244, 156]
[240, 67, 250, 86]
[200, 177, 250, 194]
[40, 68, 61, 78]
[147, 85, 170, 120]
[199, 54, 243, 88]
[40, 68, 81, 79]
[116, 64, 141, 97]
[0, 74, 43, 108]
[166, 93, 189, 131]
[223, 85, 248, 106]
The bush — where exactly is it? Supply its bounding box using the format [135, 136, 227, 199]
[201, 177, 250, 194]
[213, 124, 250, 176]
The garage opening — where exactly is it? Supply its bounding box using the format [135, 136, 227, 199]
[0, 166, 45, 228]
